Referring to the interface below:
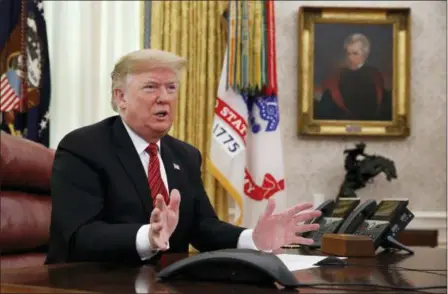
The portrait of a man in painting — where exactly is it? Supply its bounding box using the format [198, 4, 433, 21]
[313, 24, 393, 122]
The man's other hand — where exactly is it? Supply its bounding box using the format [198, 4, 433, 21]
[252, 199, 322, 251]
[148, 189, 181, 250]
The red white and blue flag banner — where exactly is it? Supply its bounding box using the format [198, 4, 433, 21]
[0, 0, 51, 146]
[208, 0, 286, 227]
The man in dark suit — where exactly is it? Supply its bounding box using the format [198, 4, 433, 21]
[314, 33, 392, 121]
[45, 49, 321, 264]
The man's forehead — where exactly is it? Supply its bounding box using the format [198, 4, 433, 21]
[132, 70, 178, 83]
[347, 41, 363, 49]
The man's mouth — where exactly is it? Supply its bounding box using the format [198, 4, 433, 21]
[155, 111, 168, 118]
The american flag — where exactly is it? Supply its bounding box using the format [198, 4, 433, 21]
[0, 74, 20, 112]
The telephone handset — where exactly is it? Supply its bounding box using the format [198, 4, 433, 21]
[337, 200, 378, 235]
[302, 198, 361, 248]
[337, 199, 414, 252]
[304, 199, 336, 225]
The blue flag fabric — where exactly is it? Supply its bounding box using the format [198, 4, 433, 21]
[0, 0, 51, 147]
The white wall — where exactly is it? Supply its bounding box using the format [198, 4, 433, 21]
[274, 1, 446, 244]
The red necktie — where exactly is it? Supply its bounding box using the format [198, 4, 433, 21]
[146, 143, 169, 204]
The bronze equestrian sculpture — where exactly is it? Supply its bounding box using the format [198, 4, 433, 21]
[337, 142, 397, 200]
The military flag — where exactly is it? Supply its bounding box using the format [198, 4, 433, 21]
[0, 0, 51, 146]
[208, 0, 286, 227]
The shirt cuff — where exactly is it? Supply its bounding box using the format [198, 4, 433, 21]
[136, 224, 170, 260]
[237, 229, 272, 252]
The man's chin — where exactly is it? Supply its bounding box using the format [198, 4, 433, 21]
[151, 123, 172, 137]
[347, 64, 360, 70]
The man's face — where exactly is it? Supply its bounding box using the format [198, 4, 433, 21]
[345, 41, 365, 70]
[116, 67, 178, 141]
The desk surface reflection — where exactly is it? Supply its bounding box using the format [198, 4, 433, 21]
[1, 247, 446, 293]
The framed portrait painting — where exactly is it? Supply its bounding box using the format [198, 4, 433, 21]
[297, 7, 411, 136]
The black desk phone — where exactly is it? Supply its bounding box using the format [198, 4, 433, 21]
[337, 198, 414, 253]
[157, 248, 299, 288]
[302, 198, 361, 248]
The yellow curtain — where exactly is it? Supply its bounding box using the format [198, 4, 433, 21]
[150, 1, 229, 222]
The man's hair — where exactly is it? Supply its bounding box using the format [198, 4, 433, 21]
[110, 49, 187, 112]
[344, 33, 371, 58]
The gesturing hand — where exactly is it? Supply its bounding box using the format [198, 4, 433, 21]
[149, 189, 181, 251]
[252, 198, 322, 251]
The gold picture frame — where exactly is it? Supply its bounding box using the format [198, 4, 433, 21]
[297, 7, 411, 137]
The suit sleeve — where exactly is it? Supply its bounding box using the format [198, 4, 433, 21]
[51, 141, 144, 263]
[189, 149, 246, 251]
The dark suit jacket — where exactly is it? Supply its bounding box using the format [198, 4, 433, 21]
[314, 65, 392, 121]
[45, 116, 245, 264]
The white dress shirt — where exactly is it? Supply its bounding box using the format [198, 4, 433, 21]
[121, 120, 259, 261]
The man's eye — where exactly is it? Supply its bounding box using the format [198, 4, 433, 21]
[145, 85, 157, 89]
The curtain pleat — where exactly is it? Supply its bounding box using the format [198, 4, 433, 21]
[43, 1, 141, 148]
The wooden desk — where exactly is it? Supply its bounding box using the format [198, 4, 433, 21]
[1, 247, 446, 293]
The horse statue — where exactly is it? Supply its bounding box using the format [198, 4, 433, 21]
[337, 142, 397, 200]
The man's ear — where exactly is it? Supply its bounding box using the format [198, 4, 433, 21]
[113, 88, 127, 109]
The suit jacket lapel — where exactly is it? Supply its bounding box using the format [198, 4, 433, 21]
[160, 137, 180, 194]
[112, 118, 152, 215]
[161, 137, 191, 229]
